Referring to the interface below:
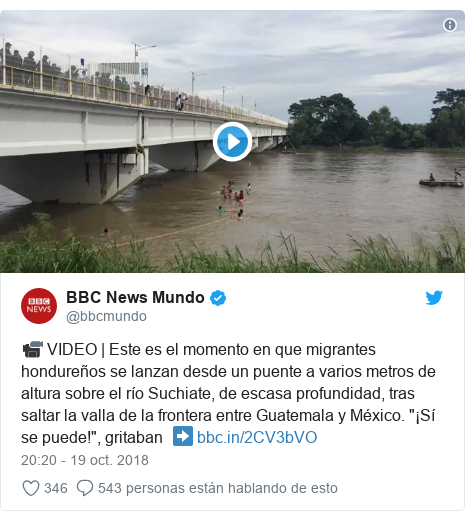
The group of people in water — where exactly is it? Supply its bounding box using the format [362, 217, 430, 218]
[429, 168, 462, 182]
[217, 180, 251, 221]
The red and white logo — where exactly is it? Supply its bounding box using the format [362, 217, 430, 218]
[21, 288, 57, 324]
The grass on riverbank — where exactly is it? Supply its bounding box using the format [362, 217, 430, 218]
[166, 236, 320, 273]
[0, 213, 157, 273]
[1, 213, 465, 273]
[327, 226, 465, 272]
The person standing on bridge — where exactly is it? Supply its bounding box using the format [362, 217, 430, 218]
[80, 69, 92, 97]
[100, 72, 112, 100]
[23, 51, 36, 88]
[114, 75, 122, 90]
[121, 76, 130, 103]
[50, 63, 63, 92]
[0, 42, 13, 85]
[12, 50, 23, 86]
[144, 84, 154, 107]
[39, 55, 52, 91]
[0, 41, 12, 64]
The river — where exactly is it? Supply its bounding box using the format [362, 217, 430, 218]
[0, 149, 464, 264]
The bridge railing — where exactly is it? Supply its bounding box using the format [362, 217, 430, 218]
[0, 64, 288, 128]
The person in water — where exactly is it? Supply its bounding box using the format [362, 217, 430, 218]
[234, 192, 240, 202]
[217, 206, 227, 213]
[454, 168, 462, 181]
[232, 209, 244, 221]
[100, 228, 111, 237]
[246, 183, 251, 194]
[239, 190, 245, 204]
[429, 173, 435, 182]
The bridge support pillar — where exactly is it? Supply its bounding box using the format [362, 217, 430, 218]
[252, 137, 274, 153]
[0, 148, 149, 204]
[268, 137, 279, 150]
[149, 141, 220, 172]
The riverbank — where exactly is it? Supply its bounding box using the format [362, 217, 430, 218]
[1, 214, 464, 273]
[293, 144, 465, 153]
[294, 144, 388, 152]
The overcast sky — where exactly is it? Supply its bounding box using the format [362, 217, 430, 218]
[1, 10, 464, 122]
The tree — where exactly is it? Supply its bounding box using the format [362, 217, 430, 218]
[289, 94, 367, 146]
[431, 89, 465, 121]
[367, 106, 396, 145]
[288, 88, 465, 149]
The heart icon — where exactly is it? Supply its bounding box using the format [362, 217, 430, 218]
[23, 480, 39, 496]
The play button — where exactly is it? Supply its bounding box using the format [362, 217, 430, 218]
[228, 133, 240, 150]
[213, 122, 253, 162]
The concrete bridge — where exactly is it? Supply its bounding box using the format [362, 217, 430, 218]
[0, 68, 288, 204]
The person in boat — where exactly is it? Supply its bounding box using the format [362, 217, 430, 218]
[454, 168, 462, 181]
[429, 173, 435, 182]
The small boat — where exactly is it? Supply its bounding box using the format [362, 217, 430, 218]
[419, 179, 464, 188]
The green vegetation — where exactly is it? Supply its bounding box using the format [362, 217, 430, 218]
[1, 214, 465, 273]
[328, 225, 465, 272]
[289, 88, 465, 149]
[0, 213, 156, 273]
[165, 235, 320, 273]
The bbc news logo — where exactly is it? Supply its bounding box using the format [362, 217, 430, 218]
[21, 289, 57, 324]
[28, 298, 50, 306]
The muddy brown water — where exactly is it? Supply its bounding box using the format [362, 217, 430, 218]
[0, 149, 464, 264]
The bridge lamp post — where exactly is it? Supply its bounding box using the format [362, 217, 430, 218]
[131, 42, 156, 84]
[191, 72, 207, 96]
[222, 86, 234, 104]
[241, 95, 251, 108]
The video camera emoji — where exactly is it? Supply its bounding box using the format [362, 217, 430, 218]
[23, 341, 43, 358]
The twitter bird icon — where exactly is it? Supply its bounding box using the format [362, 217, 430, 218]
[426, 291, 443, 305]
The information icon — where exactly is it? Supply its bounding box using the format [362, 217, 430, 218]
[443, 18, 457, 33]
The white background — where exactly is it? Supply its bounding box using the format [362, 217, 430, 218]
[0, 273, 463, 515]
[1, 4, 465, 520]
